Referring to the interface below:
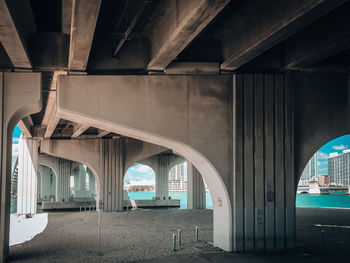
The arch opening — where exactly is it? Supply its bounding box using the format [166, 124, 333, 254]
[296, 135, 350, 254]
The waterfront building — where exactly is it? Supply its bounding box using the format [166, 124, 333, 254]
[299, 153, 318, 186]
[318, 175, 329, 187]
[169, 163, 187, 191]
[328, 150, 350, 186]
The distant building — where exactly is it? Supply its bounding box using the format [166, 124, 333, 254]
[299, 153, 318, 186]
[328, 150, 350, 186]
[169, 163, 187, 191]
[318, 174, 329, 187]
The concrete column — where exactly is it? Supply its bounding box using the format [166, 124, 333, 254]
[40, 166, 51, 201]
[88, 168, 96, 197]
[78, 165, 86, 191]
[187, 164, 206, 209]
[0, 72, 41, 262]
[155, 154, 169, 200]
[50, 173, 56, 199]
[233, 74, 295, 252]
[17, 136, 39, 215]
[56, 159, 71, 202]
[37, 171, 41, 200]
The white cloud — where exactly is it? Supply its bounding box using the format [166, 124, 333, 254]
[135, 165, 153, 173]
[318, 152, 328, 159]
[12, 137, 20, 144]
[333, 144, 348, 150]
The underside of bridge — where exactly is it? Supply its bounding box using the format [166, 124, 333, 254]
[1, 0, 350, 262]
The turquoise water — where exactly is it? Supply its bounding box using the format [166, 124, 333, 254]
[296, 194, 350, 208]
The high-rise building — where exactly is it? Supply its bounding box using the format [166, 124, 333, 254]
[328, 150, 350, 186]
[169, 163, 187, 191]
[299, 152, 318, 186]
[318, 174, 329, 187]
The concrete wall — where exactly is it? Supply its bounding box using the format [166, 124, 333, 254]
[0, 72, 41, 262]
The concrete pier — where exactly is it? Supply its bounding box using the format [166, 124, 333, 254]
[56, 159, 71, 202]
[187, 164, 206, 209]
[17, 136, 39, 215]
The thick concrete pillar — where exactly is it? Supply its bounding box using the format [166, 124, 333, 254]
[233, 74, 294, 252]
[187, 163, 206, 209]
[50, 173, 56, 199]
[37, 171, 41, 200]
[155, 154, 169, 200]
[40, 166, 52, 201]
[78, 165, 86, 191]
[56, 159, 71, 202]
[88, 168, 96, 196]
[16, 136, 39, 215]
[0, 72, 41, 263]
[100, 139, 124, 212]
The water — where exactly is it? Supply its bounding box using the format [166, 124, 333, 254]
[10, 193, 350, 214]
[127, 191, 213, 209]
[296, 194, 350, 208]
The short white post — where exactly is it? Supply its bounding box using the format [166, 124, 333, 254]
[178, 229, 181, 247]
[195, 226, 199, 242]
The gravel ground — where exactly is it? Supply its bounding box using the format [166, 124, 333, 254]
[9, 209, 214, 262]
[8, 208, 350, 263]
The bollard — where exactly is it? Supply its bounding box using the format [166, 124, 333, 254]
[321, 230, 326, 247]
[173, 233, 176, 251]
[195, 226, 199, 242]
[85, 205, 87, 211]
[178, 229, 181, 247]
[80, 206, 81, 212]
[89, 206, 91, 212]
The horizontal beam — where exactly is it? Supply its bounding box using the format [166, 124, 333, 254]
[68, 0, 101, 71]
[97, 130, 110, 138]
[283, 3, 350, 69]
[44, 115, 60, 139]
[220, 0, 346, 70]
[71, 124, 89, 138]
[144, 0, 230, 71]
[0, 0, 36, 69]
[164, 62, 220, 75]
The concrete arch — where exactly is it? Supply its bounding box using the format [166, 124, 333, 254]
[40, 140, 102, 209]
[0, 72, 42, 262]
[56, 75, 233, 251]
[38, 154, 59, 179]
[37, 164, 57, 201]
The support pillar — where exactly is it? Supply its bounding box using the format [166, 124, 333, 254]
[187, 163, 206, 209]
[56, 159, 71, 202]
[155, 154, 169, 200]
[87, 168, 96, 197]
[16, 136, 39, 215]
[0, 72, 41, 263]
[233, 74, 295, 252]
[40, 166, 51, 201]
[100, 138, 124, 212]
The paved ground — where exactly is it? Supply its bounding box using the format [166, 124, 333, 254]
[8, 208, 350, 262]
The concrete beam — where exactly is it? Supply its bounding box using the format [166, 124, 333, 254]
[17, 116, 33, 138]
[68, 0, 102, 71]
[164, 62, 220, 75]
[71, 124, 89, 138]
[144, 0, 230, 71]
[219, 0, 345, 70]
[96, 130, 109, 138]
[42, 71, 67, 138]
[283, 3, 350, 69]
[0, 0, 36, 69]
[62, 0, 73, 35]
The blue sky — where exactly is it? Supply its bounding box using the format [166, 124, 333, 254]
[316, 135, 350, 175]
[124, 162, 187, 185]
